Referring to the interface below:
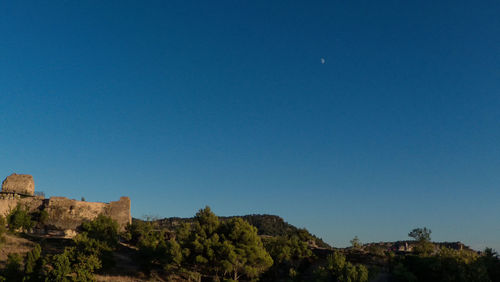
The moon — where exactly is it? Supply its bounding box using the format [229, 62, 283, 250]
[320, 58, 326, 64]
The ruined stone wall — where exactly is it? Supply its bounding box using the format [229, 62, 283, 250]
[43, 197, 108, 231]
[42, 196, 131, 233]
[0, 195, 131, 236]
[0, 195, 44, 217]
[106, 197, 132, 230]
[1, 174, 35, 196]
[0, 173, 131, 236]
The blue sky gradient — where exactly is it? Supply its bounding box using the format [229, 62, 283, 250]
[1, 1, 499, 250]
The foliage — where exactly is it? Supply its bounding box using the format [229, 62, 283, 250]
[44, 248, 72, 281]
[217, 217, 273, 280]
[393, 247, 493, 282]
[408, 227, 434, 255]
[351, 236, 362, 249]
[413, 240, 434, 255]
[0, 215, 6, 246]
[408, 227, 431, 242]
[392, 262, 417, 282]
[80, 214, 119, 248]
[13, 215, 120, 281]
[23, 243, 43, 281]
[154, 214, 331, 249]
[264, 234, 312, 266]
[7, 205, 34, 232]
[479, 248, 500, 281]
[261, 231, 314, 280]
[125, 218, 156, 245]
[2, 208, 498, 282]
[134, 206, 273, 281]
[42, 236, 106, 281]
[313, 251, 369, 282]
[36, 210, 49, 225]
[75, 215, 120, 271]
[4, 253, 23, 281]
[366, 244, 386, 257]
[135, 222, 177, 270]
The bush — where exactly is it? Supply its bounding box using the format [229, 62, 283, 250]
[395, 249, 491, 282]
[4, 253, 23, 281]
[80, 214, 119, 248]
[25, 243, 42, 275]
[77, 215, 120, 270]
[41, 215, 120, 281]
[44, 249, 72, 281]
[7, 205, 34, 232]
[367, 245, 386, 257]
[313, 251, 369, 282]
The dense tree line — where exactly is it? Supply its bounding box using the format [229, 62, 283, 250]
[129, 206, 274, 281]
[153, 214, 331, 249]
[128, 206, 370, 281]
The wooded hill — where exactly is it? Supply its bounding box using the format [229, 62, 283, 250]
[135, 214, 332, 249]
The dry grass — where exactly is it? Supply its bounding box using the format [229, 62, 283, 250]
[0, 233, 36, 267]
[0, 234, 168, 281]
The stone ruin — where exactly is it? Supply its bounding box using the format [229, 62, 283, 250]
[0, 173, 131, 237]
[1, 173, 35, 196]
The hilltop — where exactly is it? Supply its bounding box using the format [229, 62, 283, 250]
[139, 213, 331, 249]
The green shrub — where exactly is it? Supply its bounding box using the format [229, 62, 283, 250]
[24, 243, 42, 275]
[80, 214, 119, 248]
[367, 244, 386, 257]
[44, 249, 72, 281]
[0, 215, 7, 245]
[313, 251, 369, 282]
[4, 253, 23, 281]
[7, 205, 34, 232]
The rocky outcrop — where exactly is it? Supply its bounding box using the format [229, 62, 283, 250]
[362, 241, 470, 253]
[1, 173, 35, 196]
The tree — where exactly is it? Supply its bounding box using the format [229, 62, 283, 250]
[175, 206, 273, 281]
[24, 243, 43, 279]
[44, 249, 72, 281]
[350, 236, 362, 249]
[42, 216, 119, 281]
[7, 205, 34, 232]
[408, 227, 433, 255]
[218, 218, 273, 280]
[80, 214, 119, 248]
[4, 253, 23, 281]
[408, 227, 431, 242]
[176, 206, 221, 276]
[313, 251, 369, 282]
[480, 248, 500, 281]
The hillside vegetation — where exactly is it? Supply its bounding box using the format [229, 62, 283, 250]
[0, 206, 499, 281]
[145, 214, 331, 249]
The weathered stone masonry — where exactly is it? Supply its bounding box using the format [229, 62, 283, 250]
[0, 173, 131, 237]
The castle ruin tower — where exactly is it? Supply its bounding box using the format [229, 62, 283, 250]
[1, 173, 35, 196]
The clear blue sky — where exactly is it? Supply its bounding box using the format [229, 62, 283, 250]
[1, 1, 499, 250]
